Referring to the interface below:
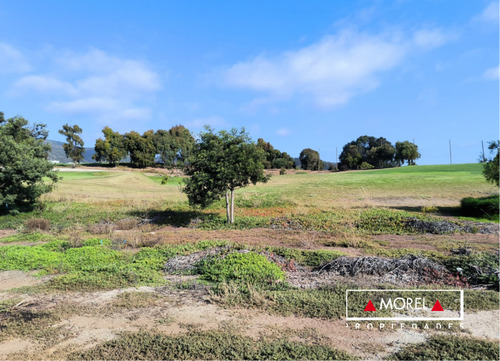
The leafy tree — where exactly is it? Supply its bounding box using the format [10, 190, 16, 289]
[483, 141, 499, 186]
[183, 128, 268, 223]
[339, 144, 362, 170]
[0, 112, 59, 213]
[124, 130, 156, 168]
[257, 138, 295, 169]
[92, 127, 127, 166]
[395, 141, 421, 166]
[339, 135, 401, 170]
[299, 148, 321, 170]
[58, 124, 85, 164]
[169, 125, 195, 167]
[154, 129, 175, 166]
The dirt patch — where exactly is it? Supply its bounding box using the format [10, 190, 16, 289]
[0, 339, 37, 360]
[0, 229, 16, 240]
[0, 271, 52, 291]
[371, 233, 499, 253]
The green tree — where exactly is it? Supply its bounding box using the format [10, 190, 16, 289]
[154, 129, 175, 167]
[124, 130, 156, 168]
[299, 148, 321, 170]
[0, 112, 59, 213]
[92, 127, 127, 166]
[58, 124, 85, 164]
[483, 141, 499, 186]
[257, 138, 295, 169]
[169, 125, 195, 167]
[183, 127, 268, 223]
[395, 141, 421, 166]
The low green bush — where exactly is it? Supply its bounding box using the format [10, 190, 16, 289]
[460, 195, 499, 219]
[71, 330, 355, 360]
[195, 251, 285, 286]
[388, 335, 499, 360]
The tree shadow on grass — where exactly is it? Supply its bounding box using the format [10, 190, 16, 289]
[128, 208, 221, 227]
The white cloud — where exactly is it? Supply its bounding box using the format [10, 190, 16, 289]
[475, 1, 499, 22]
[14, 75, 76, 94]
[483, 66, 500, 80]
[10, 47, 161, 123]
[220, 28, 451, 108]
[0, 42, 31, 74]
[276, 128, 291, 136]
[412, 28, 451, 50]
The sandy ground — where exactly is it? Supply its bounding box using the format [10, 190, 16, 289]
[0, 271, 498, 360]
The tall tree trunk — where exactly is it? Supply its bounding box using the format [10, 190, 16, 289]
[230, 188, 235, 223]
[225, 190, 230, 223]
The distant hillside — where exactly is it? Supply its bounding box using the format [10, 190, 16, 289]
[47, 140, 96, 163]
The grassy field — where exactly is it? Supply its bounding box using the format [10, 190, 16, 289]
[0, 163, 498, 360]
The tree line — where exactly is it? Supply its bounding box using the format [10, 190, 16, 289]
[338, 135, 421, 170]
[1, 111, 499, 221]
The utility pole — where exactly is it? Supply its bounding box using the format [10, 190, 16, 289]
[481, 140, 485, 162]
[335, 147, 338, 170]
[449, 139, 453, 165]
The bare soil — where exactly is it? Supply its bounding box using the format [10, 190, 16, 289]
[1, 278, 497, 361]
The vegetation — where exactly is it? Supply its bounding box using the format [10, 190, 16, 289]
[482, 140, 499, 186]
[0, 112, 59, 213]
[195, 251, 285, 286]
[299, 148, 322, 170]
[339, 135, 420, 170]
[183, 127, 268, 223]
[58, 124, 85, 164]
[388, 335, 500, 360]
[460, 194, 499, 220]
[71, 330, 355, 360]
[257, 138, 295, 169]
[92, 126, 127, 166]
[124, 130, 156, 168]
[395, 140, 421, 165]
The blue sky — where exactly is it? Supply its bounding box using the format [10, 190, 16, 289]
[0, 0, 498, 164]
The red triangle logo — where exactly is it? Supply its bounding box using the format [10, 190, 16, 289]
[364, 300, 377, 312]
[431, 300, 444, 311]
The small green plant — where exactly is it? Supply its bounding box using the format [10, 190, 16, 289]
[195, 252, 285, 286]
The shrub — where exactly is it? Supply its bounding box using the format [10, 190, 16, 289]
[389, 335, 499, 360]
[279, 167, 286, 175]
[25, 218, 51, 231]
[360, 161, 374, 170]
[195, 251, 285, 286]
[460, 195, 499, 219]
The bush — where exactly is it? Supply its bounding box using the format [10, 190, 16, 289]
[279, 167, 286, 175]
[25, 218, 51, 231]
[389, 335, 499, 360]
[195, 251, 285, 286]
[360, 161, 374, 170]
[460, 195, 499, 219]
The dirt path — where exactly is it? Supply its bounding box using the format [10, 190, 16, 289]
[1, 280, 497, 360]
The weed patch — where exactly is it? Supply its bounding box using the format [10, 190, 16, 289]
[388, 335, 499, 360]
[70, 330, 355, 360]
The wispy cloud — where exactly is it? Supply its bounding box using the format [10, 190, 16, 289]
[0, 43, 31, 74]
[219, 28, 452, 109]
[10, 48, 161, 124]
[483, 66, 500, 80]
[474, 1, 499, 22]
